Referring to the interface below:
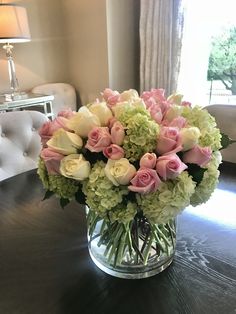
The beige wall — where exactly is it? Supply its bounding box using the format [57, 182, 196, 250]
[61, 0, 109, 105]
[62, 0, 139, 104]
[106, 0, 139, 92]
[0, 0, 139, 104]
[0, 0, 69, 94]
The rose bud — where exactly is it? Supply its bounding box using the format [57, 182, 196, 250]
[140, 153, 157, 169]
[103, 144, 125, 160]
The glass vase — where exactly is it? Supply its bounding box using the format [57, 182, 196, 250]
[86, 207, 176, 279]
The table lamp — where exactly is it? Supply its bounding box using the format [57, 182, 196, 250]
[0, 3, 31, 100]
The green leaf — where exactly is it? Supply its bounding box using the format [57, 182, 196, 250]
[220, 133, 236, 150]
[42, 190, 54, 201]
[60, 198, 70, 209]
[75, 190, 86, 205]
[187, 163, 207, 186]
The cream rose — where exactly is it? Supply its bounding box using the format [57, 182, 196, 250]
[119, 89, 140, 102]
[60, 154, 91, 180]
[88, 102, 113, 126]
[105, 158, 136, 186]
[47, 129, 83, 155]
[167, 93, 183, 105]
[164, 106, 183, 122]
[180, 127, 201, 151]
[66, 106, 100, 137]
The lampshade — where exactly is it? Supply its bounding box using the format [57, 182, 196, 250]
[0, 4, 31, 43]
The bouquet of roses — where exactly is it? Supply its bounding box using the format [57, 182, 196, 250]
[37, 88, 231, 272]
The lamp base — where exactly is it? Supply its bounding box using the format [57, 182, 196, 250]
[5, 92, 28, 101]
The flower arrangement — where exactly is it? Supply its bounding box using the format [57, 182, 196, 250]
[37, 88, 231, 277]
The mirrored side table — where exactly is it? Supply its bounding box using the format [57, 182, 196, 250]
[0, 93, 54, 119]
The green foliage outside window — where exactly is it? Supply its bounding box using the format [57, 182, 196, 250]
[208, 27, 236, 95]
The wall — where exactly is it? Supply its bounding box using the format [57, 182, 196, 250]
[106, 0, 139, 92]
[0, 0, 139, 104]
[61, 0, 109, 105]
[61, 0, 140, 105]
[0, 0, 69, 94]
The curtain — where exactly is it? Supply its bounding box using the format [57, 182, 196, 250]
[139, 0, 184, 96]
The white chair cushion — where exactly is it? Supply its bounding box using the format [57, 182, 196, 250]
[31, 83, 77, 116]
[205, 105, 236, 163]
[0, 111, 48, 181]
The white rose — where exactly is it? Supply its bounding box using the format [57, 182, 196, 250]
[180, 127, 201, 151]
[60, 154, 90, 180]
[88, 102, 113, 126]
[66, 106, 100, 138]
[47, 129, 83, 155]
[120, 89, 140, 102]
[165, 105, 183, 121]
[167, 93, 183, 105]
[131, 99, 146, 109]
[105, 158, 136, 186]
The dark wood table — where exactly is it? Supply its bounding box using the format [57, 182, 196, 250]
[0, 163, 236, 314]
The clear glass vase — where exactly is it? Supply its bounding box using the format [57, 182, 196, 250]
[86, 207, 176, 279]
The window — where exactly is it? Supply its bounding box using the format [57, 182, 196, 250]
[178, 0, 236, 106]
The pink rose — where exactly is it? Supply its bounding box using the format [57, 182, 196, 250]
[156, 154, 188, 180]
[57, 109, 76, 119]
[85, 127, 111, 152]
[38, 117, 70, 147]
[183, 145, 212, 167]
[102, 88, 120, 107]
[156, 127, 182, 155]
[162, 116, 187, 129]
[128, 168, 161, 194]
[181, 101, 191, 107]
[108, 117, 117, 128]
[140, 153, 157, 169]
[141, 88, 166, 104]
[103, 144, 124, 160]
[40, 148, 64, 174]
[141, 89, 170, 116]
[147, 104, 163, 124]
[111, 121, 125, 145]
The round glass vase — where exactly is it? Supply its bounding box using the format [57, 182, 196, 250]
[86, 208, 176, 279]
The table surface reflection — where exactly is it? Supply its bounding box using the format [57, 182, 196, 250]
[0, 163, 236, 314]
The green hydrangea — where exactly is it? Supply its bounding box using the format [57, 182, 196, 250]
[37, 158, 79, 199]
[209, 151, 222, 168]
[182, 106, 222, 151]
[119, 106, 159, 162]
[137, 171, 196, 224]
[82, 161, 129, 218]
[190, 153, 221, 206]
[109, 201, 138, 223]
[37, 158, 50, 190]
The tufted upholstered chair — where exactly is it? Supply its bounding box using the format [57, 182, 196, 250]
[31, 83, 77, 117]
[0, 111, 48, 181]
[205, 104, 236, 163]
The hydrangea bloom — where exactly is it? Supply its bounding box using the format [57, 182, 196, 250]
[119, 105, 159, 162]
[137, 171, 196, 224]
[109, 201, 138, 223]
[190, 152, 221, 206]
[82, 161, 129, 217]
[182, 106, 222, 151]
[37, 158, 79, 199]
